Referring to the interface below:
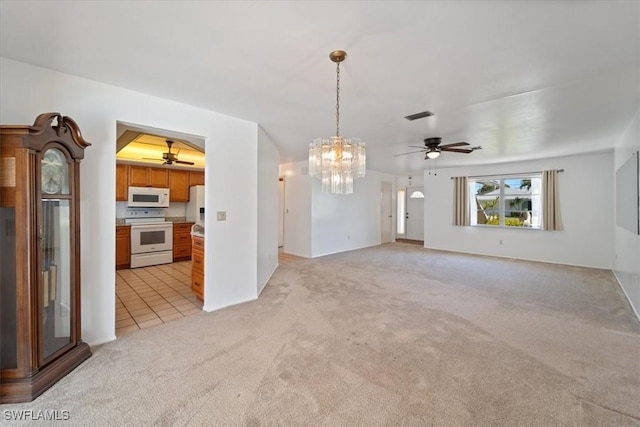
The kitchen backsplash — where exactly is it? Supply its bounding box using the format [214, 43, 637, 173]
[116, 202, 189, 224]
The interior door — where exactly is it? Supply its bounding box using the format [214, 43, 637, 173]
[406, 187, 424, 241]
[381, 182, 393, 243]
[278, 178, 284, 247]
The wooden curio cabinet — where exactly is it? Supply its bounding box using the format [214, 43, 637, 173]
[0, 113, 92, 403]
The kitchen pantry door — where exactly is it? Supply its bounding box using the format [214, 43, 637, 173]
[406, 187, 424, 241]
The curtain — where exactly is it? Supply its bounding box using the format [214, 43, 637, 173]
[542, 170, 563, 231]
[453, 176, 469, 226]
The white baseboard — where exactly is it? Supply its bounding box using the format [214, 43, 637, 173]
[612, 270, 640, 322]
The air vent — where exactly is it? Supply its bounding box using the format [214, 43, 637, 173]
[404, 111, 434, 121]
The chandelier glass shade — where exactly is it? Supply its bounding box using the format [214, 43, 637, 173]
[309, 50, 366, 194]
[309, 136, 366, 194]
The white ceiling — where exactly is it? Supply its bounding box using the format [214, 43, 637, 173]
[1, 1, 638, 176]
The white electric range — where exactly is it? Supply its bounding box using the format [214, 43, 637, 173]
[124, 208, 173, 268]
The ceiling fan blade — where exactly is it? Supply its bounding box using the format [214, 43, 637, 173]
[408, 146, 428, 149]
[440, 141, 469, 148]
[142, 157, 164, 161]
[394, 150, 427, 157]
[175, 160, 195, 165]
[441, 148, 473, 153]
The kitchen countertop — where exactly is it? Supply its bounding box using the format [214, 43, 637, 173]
[166, 217, 192, 223]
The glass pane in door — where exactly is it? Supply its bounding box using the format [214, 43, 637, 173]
[0, 207, 17, 369]
[41, 199, 72, 359]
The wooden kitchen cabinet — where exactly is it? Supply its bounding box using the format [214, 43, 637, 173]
[116, 225, 130, 269]
[169, 169, 189, 202]
[115, 164, 128, 201]
[191, 235, 204, 300]
[115, 162, 204, 201]
[128, 165, 168, 188]
[128, 165, 150, 187]
[0, 113, 92, 403]
[173, 222, 193, 261]
[150, 168, 169, 187]
[189, 170, 205, 187]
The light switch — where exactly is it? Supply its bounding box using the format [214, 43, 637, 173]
[216, 211, 226, 221]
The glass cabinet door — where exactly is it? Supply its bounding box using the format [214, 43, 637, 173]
[40, 147, 72, 360]
[0, 207, 17, 370]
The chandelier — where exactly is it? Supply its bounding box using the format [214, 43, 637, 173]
[309, 50, 366, 194]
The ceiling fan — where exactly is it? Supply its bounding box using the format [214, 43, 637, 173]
[145, 140, 195, 165]
[395, 137, 481, 160]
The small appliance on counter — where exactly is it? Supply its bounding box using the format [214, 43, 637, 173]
[125, 208, 173, 268]
[191, 223, 204, 237]
[186, 185, 204, 225]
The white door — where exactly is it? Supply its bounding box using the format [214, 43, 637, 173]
[278, 178, 284, 247]
[381, 181, 393, 243]
[406, 187, 424, 241]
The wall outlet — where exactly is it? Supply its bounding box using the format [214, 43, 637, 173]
[499, 240, 503, 245]
[216, 211, 226, 221]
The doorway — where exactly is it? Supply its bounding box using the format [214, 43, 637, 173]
[115, 121, 207, 336]
[405, 187, 424, 242]
[381, 181, 393, 243]
[278, 177, 284, 247]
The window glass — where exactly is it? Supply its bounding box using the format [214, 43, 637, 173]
[470, 175, 541, 228]
[409, 191, 424, 199]
[397, 189, 406, 235]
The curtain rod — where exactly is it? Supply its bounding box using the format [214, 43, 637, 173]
[450, 169, 564, 179]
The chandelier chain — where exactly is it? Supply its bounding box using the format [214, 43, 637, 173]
[336, 62, 340, 137]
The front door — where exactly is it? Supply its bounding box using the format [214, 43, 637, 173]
[406, 187, 424, 241]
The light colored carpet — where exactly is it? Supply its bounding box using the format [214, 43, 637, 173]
[3, 243, 639, 426]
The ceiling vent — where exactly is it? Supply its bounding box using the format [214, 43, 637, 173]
[404, 111, 434, 121]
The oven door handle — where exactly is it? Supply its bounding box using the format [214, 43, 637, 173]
[130, 223, 173, 230]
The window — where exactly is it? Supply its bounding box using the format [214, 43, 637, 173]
[397, 189, 406, 235]
[409, 190, 424, 199]
[470, 175, 541, 228]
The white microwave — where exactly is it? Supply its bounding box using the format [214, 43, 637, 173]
[127, 187, 170, 208]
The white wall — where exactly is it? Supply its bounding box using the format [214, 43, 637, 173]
[0, 58, 274, 344]
[396, 175, 424, 189]
[614, 110, 640, 318]
[257, 126, 279, 295]
[311, 170, 396, 257]
[423, 151, 614, 269]
[280, 161, 396, 258]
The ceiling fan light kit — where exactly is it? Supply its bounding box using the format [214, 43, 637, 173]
[426, 149, 440, 159]
[309, 50, 366, 195]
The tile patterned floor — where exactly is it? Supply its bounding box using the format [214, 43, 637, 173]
[116, 253, 304, 336]
[278, 252, 305, 263]
[278, 248, 305, 264]
[116, 261, 202, 336]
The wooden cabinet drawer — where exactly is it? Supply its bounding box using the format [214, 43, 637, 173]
[116, 225, 130, 237]
[191, 271, 204, 299]
[192, 250, 204, 273]
[173, 223, 192, 233]
[192, 236, 204, 251]
[173, 232, 191, 245]
[173, 245, 191, 258]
